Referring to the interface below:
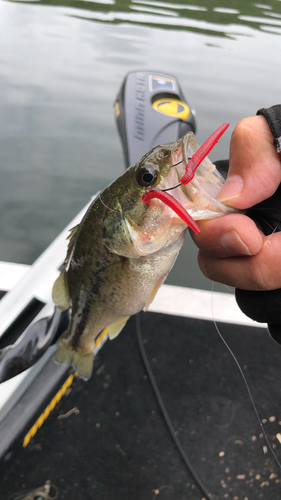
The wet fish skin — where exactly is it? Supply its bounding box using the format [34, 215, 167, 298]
[53, 131, 234, 379]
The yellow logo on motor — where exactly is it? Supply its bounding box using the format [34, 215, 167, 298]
[152, 98, 190, 119]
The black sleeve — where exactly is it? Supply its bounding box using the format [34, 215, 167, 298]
[216, 105, 281, 344]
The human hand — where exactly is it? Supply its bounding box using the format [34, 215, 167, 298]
[191, 115, 281, 291]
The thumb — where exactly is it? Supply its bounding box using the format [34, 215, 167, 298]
[216, 115, 281, 209]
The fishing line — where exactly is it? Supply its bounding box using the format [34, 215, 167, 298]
[171, 159, 184, 167]
[144, 159, 191, 193]
[261, 218, 279, 246]
[99, 193, 120, 214]
[135, 313, 214, 500]
[210, 281, 281, 470]
[160, 182, 183, 192]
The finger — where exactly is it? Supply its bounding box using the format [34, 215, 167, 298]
[191, 214, 263, 258]
[197, 232, 281, 290]
[217, 116, 281, 209]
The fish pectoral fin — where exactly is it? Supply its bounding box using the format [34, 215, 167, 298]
[143, 276, 165, 312]
[52, 270, 70, 312]
[107, 316, 129, 340]
[54, 337, 93, 381]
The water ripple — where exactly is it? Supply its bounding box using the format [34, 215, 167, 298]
[6, 0, 281, 37]
[130, 4, 178, 17]
[213, 8, 240, 15]
[132, 0, 208, 12]
[239, 14, 281, 27]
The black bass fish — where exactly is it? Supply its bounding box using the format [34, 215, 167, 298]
[53, 127, 235, 379]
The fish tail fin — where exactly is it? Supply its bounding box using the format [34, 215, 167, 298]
[54, 337, 94, 381]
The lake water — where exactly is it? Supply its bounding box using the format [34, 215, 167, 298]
[0, 0, 281, 291]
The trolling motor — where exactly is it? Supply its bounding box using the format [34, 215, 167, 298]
[0, 71, 196, 384]
[115, 71, 196, 168]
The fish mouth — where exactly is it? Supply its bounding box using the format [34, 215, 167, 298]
[167, 132, 232, 221]
[142, 130, 237, 234]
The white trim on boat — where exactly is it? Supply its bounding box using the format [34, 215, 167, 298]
[0, 261, 266, 329]
[0, 261, 30, 292]
[149, 284, 266, 328]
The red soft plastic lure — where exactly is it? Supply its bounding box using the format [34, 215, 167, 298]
[142, 188, 201, 234]
[180, 123, 229, 184]
[142, 123, 229, 233]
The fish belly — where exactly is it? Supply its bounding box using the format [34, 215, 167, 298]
[55, 231, 185, 379]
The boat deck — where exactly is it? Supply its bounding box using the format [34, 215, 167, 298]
[1, 284, 281, 499]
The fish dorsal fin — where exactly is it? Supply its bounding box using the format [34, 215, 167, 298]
[67, 224, 79, 242]
[107, 316, 129, 340]
[65, 224, 79, 264]
[52, 270, 70, 312]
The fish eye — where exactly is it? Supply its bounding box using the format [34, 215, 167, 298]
[136, 164, 158, 187]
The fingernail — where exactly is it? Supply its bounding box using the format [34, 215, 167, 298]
[220, 230, 252, 256]
[217, 175, 243, 202]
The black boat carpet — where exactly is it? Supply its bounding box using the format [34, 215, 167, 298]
[1, 312, 281, 499]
